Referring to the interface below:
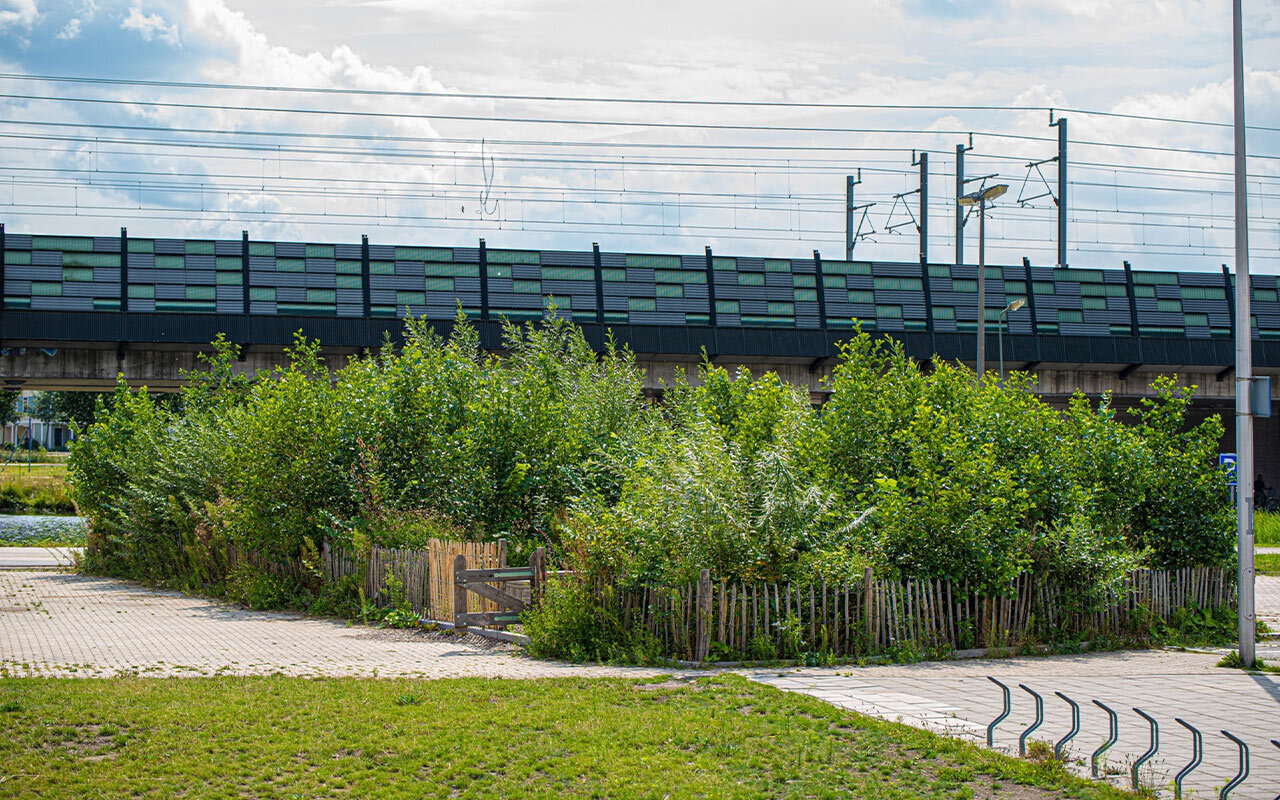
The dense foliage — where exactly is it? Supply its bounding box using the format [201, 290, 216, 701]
[70, 315, 1233, 611]
[31, 390, 107, 428]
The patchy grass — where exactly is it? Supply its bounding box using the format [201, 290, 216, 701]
[0, 464, 74, 514]
[0, 675, 1135, 799]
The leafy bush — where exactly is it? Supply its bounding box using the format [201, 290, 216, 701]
[522, 577, 625, 663]
[72, 316, 648, 597]
[70, 315, 1233, 621]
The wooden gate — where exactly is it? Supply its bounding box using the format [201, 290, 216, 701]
[427, 538, 506, 621]
[453, 547, 546, 629]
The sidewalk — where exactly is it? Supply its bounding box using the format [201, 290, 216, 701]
[750, 651, 1277, 798]
[0, 546, 80, 568]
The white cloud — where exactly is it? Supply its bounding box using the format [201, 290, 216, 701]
[121, 1, 179, 45]
[56, 17, 80, 38]
[58, 0, 97, 39]
[0, 0, 38, 30]
[0, 0, 1276, 265]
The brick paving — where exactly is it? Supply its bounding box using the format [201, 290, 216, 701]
[0, 570, 660, 679]
[0, 547, 79, 568]
[750, 580, 1280, 800]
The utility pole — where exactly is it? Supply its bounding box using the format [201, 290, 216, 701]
[958, 185, 1008, 383]
[955, 142, 970, 265]
[1233, 0, 1255, 668]
[845, 172, 859, 261]
[977, 196, 987, 378]
[1051, 116, 1068, 267]
[914, 152, 929, 265]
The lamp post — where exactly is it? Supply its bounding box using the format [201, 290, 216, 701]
[997, 297, 1026, 383]
[957, 184, 1009, 381]
[1232, 0, 1255, 667]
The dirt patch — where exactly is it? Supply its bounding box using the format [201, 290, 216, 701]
[964, 774, 1078, 799]
[343, 626, 516, 652]
[42, 723, 122, 760]
[635, 680, 698, 692]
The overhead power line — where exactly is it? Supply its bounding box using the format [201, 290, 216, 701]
[3, 92, 1278, 162]
[2, 72, 1277, 133]
[2, 119, 1277, 187]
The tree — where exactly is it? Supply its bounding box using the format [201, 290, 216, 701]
[31, 391, 105, 428]
[0, 390, 19, 427]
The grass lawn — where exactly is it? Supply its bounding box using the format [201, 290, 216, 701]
[1255, 553, 1280, 576]
[1257, 511, 1280, 547]
[0, 675, 1133, 799]
[0, 463, 75, 515]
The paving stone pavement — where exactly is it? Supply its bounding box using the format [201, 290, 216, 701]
[0, 547, 79, 568]
[0, 570, 662, 679]
[751, 651, 1280, 798]
[1257, 575, 1280, 633]
[747, 576, 1280, 799]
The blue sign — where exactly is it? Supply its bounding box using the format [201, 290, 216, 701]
[1220, 453, 1238, 487]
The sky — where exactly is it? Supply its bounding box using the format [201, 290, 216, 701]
[0, 0, 1277, 272]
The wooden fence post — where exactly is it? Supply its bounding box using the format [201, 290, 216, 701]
[453, 553, 468, 630]
[863, 566, 874, 644]
[530, 547, 546, 605]
[695, 569, 712, 663]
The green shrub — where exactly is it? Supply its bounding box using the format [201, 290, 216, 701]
[522, 578, 632, 663]
[225, 565, 305, 611]
[69, 315, 1234, 621]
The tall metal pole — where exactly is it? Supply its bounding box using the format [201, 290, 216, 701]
[918, 152, 929, 265]
[1056, 117, 1068, 267]
[998, 308, 1006, 383]
[846, 175, 856, 261]
[976, 198, 986, 380]
[1233, 0, 1255, 668]
[956, 144, 966, 266]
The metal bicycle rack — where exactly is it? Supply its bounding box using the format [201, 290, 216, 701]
[980, 677, 1266, 797]
[1091, 700, 1119, 779]
[1220, 730, 1249, 800]
[1017, 685, 1044, 756]
[1131, 708, 1159, 791]
[1053, 692, 1079, 760]
[1173, 718, 1202, 799]
[986, 677, 1010, 748]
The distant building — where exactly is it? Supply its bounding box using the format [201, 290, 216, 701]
[2, 392, 74, 451]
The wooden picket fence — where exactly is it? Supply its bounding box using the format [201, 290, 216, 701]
[321, 541, 431, 614]
[427, 538, 507, 620]
[604, 566, 1236, 662]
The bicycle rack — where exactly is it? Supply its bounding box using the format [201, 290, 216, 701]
[1220, 730, 1249, 799]
[1131, 707, 1159, 791]
[986, 677, 1010, 748]
[1018, 684, 1043, 756]
[1091, 700, 1118, 778]
[1271, 740, 1280, 800]
[1173, 718, 1202, 799]
[1053, 692, 1079, 759]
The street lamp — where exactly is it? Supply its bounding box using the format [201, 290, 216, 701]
[957, 183, 1009, 381]
[997, 297, 1026, 383]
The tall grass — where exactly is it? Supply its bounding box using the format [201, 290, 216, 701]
[1256, 511, 1280, 546]
[0, 464, 74, 513]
